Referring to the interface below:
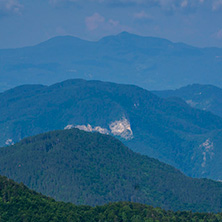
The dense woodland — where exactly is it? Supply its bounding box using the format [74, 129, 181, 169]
[1, 129, 222, 212]
[1, 79, 222, 179]
[1, 175, 222, 222]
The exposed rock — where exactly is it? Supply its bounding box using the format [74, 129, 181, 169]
[64, 118, 133, 140]
[67, 124, 109, 135]
[199, 139, 214, 169]
[5, 139, 14, 146]
[75, 124, 93, 132]
[64, 125, 74, 130]
[109, 117, 133, 140]
[94, 126, 109, 134]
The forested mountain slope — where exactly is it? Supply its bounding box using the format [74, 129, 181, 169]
[1, 79, 222, 180]
[1, 175, 222, 221]
[1, 129, 222, 212]
[153, 84, 222, 118]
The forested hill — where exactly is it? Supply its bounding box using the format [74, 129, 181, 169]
[153, 84, 222, 118]
[2, 79, 222, 180]
[1, 175, 222, 222]
[1, 128, 222, 212]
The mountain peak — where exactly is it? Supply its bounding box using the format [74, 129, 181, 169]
[35, 35, 90, 48]
[99, 31, 172, 48]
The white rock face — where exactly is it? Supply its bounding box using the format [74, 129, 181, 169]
[5, 139, 14, 146]
[66, 124, 109, 135]
[64, 117, 133, 140]
[75, 124, 93, 132]
[64, 124, 74, 130]
[109, 117, 133, 140]
[94, 126, 109, 134]
[199, 139, 214, 168]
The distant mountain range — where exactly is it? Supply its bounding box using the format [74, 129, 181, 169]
[2, 175, 222, 221]
[1, 79, 222, 180]
[153, 84, 222, 118]
[1, 128, 222, 212]
[0, 32, 222, 92]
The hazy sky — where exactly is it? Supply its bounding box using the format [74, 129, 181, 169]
[1, 0, 222, 48]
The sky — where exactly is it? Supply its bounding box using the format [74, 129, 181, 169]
[0, 0, 222, 49]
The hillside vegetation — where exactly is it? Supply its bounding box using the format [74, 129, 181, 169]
[1, 79, 222, 179]
[1, 129, 222, 212]
[153, 84, 222, 118]
[1, 175, 222, 221]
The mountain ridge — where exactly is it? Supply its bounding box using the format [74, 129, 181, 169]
[2, 79, 222, 179]
[1, 32, 222, 91]
[1, 128, 222, 212]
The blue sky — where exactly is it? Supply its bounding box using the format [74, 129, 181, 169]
[1, 0, 222, 48]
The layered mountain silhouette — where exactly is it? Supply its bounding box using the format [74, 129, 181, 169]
[1, 79, 222, 180]
[1, 32, 222, 92]
[1, 128, 222, 212]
